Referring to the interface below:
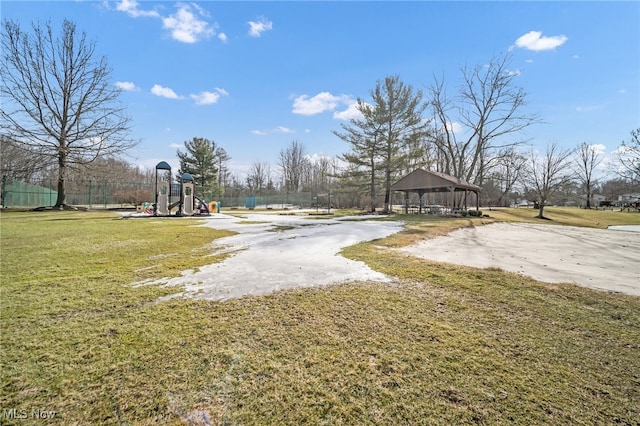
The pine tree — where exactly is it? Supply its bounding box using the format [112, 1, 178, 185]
[176, 137, 229, 199]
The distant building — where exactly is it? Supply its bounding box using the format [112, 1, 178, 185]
[590, 193, 606, 207]
[617, 193, 640, 206]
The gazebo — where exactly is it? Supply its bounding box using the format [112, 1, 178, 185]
[390, 169, 482, 214]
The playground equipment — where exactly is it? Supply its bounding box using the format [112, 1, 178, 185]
[180, 173, 195, 216]
[153, 161, 213, 217]
[155, 161, 172, 216]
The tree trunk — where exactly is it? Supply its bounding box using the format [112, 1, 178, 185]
[536, 203, 545, 219]
[383, 169, 391, 213]
[55, 149, 67, 208]
[370, 168, 376, 213]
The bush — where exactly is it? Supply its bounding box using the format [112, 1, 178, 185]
[468, 209, 483, 217]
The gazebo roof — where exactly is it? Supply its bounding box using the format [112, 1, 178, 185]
[390, 169, 482, 193]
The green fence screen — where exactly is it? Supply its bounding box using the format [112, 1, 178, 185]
[1, 180, 58, 208]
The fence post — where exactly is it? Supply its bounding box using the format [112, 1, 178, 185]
[1, 175, 6, 208]
[88, 180, 92, 209]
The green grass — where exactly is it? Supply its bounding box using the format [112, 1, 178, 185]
[1, 209, 639, 425]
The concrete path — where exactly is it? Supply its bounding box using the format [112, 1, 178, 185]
[400, 222, 640, 296]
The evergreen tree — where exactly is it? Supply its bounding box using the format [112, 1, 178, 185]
[374, 75, 431, 212]
[334, 100, 385, 212]
[176, 137, 229, 199]
[335, 75, 430, 212]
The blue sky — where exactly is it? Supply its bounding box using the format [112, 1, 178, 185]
[2, 1, 639, 177]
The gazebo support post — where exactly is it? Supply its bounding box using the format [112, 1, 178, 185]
[404, 192, 409, 214]
[450, 187, 454, 214]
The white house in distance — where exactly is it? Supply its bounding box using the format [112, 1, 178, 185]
[617, 193, 640, 206]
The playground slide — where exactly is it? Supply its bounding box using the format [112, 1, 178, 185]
[156, 197, 210, 216]
[194, 196, 210, 215]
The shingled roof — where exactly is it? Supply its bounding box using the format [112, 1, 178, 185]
[390, 169, 482, 193]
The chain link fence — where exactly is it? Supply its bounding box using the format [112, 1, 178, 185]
[1, 177, 320, 210]
[1, 177, 155, 208]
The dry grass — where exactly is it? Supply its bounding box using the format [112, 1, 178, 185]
[480, 206, 640, 228]
[1, 208, 638, 425]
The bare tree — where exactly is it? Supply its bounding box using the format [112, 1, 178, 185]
[278, 140, 309, 192]
[601, 177, 638, 202]
[613, 128, 640, 182]
[309, 156, 332, 193]
[1, 19, 136, 208]
[246, 161, 271, 195]
[492, 147, 527, 207]
[574, 142, 603, 208]
[429, 53, 540, 186]
[0, 134, 51, 181]
[523, 143, 575, 219]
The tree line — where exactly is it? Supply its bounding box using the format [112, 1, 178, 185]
[2, 19, 638, 214]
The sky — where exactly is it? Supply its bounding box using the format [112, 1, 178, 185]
[2, 0, 639, 178]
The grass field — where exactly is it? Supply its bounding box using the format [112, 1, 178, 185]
[1, 208, 639, 425]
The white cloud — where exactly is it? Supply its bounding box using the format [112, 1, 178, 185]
[162, 3, 215, 43]
[151, 84, 181, 99]
[191, 92, 220, 105]
[514, 30, 568, 51]
[292, 92, 354, 116]
[251, 126, 295, 136]
[275, 126, 294, 133]
[589, 143, 607, 155]
[576, 104, 604, 113]
[437, 121, 463, 135]
[506, 68, 522, 77]
[190, 88, 228, 105]
[248, 17, 273, 38]
[169, 143, 183, 149]
[114, 81, 138, 91]
[572, 54, 580, 60]
[116, 0, 159, 18]
[333, 102, 364, 121]
[306, 153, 332, 164]
[115, 1, 225, 45]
